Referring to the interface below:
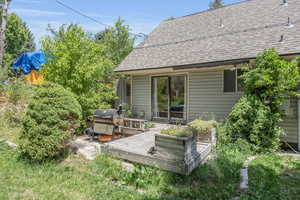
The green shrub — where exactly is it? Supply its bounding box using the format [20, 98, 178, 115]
[225, 49, 300, 152]
[225, 95, 283, 151]
[19, 82, 82, 161]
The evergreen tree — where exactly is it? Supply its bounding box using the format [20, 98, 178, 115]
[5, 13, 35, 59]
[209, 0, 224, 9]
[95, 17, 135, 67]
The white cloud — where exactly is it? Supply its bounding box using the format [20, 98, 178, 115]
[10, 8, 66, 17]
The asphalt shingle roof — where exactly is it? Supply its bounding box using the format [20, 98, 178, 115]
[116, 0, 300, 72]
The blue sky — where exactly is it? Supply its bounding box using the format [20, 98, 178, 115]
[9, 0, 243, 48]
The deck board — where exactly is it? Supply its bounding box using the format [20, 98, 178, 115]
[101, 128, 212, 175]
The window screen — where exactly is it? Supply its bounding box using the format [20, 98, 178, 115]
[224, 69, 236, 93]
[237, 69, 244, 92]
[125, 79, 131, 97]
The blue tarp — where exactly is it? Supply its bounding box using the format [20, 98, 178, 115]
[12, 51, 47, 75]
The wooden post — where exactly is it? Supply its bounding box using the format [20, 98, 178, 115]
[0, 0, 10, 67]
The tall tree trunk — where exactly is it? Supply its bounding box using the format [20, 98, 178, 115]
[0, 0, 10, 67]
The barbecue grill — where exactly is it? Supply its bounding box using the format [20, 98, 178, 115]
[85, 105, 148, 142]
[85, 106, 123, 141]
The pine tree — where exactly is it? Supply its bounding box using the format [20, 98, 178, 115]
[209, 0, 224, 9]
[5, 13, 35, 59]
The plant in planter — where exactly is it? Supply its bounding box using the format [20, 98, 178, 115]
[154, 120, 218, 175]
[189, 119, 217, 143]
[145, 121, 156, 129]
[160, 125, 196, 137]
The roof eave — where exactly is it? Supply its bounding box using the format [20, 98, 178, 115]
[115, 52, 300, 74]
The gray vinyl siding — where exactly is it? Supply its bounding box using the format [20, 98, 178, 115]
[131, 75, 151, 120]
[188, 69, 298, 145]
[127, 68, 299, 146]
[188, 69, 241, 121]
[280, 97, 298, 144]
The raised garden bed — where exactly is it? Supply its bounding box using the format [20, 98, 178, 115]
[153, 120, 217, 175]
[154, 133, 199, 175]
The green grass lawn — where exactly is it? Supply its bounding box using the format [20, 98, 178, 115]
[240, 154, 300, 200]
[0, 141, 249, 200]
[0, 125, 21, 144]
[0, 142, 144, 200]
[1, 139, 300, 200]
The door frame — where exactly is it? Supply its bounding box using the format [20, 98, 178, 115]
[150, 73, 188, 122]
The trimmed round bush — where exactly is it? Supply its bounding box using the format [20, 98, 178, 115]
[19, 82, 82, 161]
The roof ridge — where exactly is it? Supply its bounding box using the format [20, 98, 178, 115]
[136, 18, 300, 50]
[166, 0, 253, 22]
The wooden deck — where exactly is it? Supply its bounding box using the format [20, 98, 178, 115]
[101, 128, 212, 175]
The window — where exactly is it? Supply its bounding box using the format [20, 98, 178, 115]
[237, 68, 244, 92]
[224, 68, 244, 93]
[125, 79, 131, 104]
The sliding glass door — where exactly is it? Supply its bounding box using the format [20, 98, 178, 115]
[151, 75, 186, 121]
[170, 76, 186, 119]
[151, 77, 169, 118]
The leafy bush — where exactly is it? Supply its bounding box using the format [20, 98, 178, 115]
[19, 82, 82, 161]
[41, 24, 116, 117]
[225, 49, 300, 152]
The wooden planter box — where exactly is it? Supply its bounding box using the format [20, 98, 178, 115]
[154, 128, 217, 175]
[154, 133, 199, 175]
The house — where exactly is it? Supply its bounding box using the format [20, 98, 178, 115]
[115, 0, 300, 150]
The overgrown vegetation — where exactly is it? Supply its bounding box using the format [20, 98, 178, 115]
[41, 24, 115, 118]
[0, 78, 31, 143]
[240, 155, 300, 200]
[225, 49, 300, 152]
[19, 82, 82, 162]
[89, 140, 253, 199]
